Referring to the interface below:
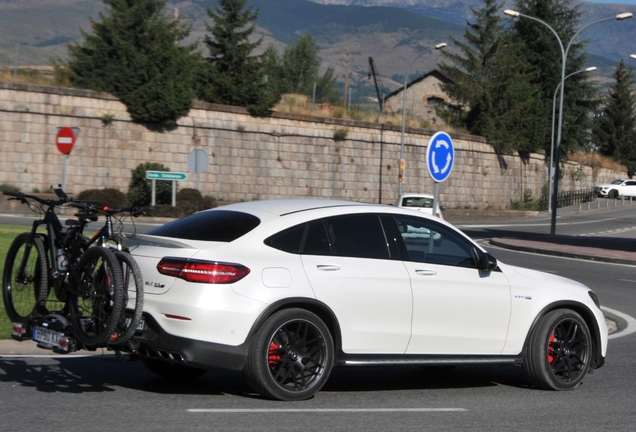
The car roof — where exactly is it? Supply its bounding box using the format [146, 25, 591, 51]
[215, 199, 378, 217]
[400, 193, 434, 198]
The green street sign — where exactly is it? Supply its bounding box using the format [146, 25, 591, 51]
[146, 171, 188, 181]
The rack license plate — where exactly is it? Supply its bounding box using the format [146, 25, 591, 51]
[33, 325, 62, 347]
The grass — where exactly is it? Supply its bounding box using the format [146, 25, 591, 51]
[0, 224, 34, 338]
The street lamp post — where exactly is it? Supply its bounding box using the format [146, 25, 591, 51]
[504, 9, 632, 235]
[548, 66, 597, 213]
[399, 42, 447, 197]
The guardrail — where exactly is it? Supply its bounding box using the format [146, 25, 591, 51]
[539, 188, 595, 211]
[539, 188, 635, 212]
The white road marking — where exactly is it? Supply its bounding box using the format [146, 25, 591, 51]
[603, 307, 636, 340]
[188, 408, 467, 413]
[458, 218, 616, 229]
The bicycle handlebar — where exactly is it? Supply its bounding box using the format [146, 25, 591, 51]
[2, 190, 72, 207]
[3, 190, 153, 218]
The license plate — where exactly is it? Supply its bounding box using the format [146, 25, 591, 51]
[33, 325, 62, 347]
[136, 317, 145, 331]
[124, 315, 145, 331]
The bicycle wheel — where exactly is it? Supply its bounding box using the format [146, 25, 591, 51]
[69, 247, 124, 348]
[109, 250, 144, 345]
[2, 233, 49, 324]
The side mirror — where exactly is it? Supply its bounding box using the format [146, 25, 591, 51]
[478, 250, 498, 272]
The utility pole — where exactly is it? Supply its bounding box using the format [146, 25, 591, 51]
[173, 7, 194, 45]
[337, 51, 359, 108]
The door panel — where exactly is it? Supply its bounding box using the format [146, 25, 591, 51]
[388, 214, 512, 355]
[302, 254, 412, 354]
[404, 261, 511, 354]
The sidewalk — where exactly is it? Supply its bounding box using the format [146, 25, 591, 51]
[490, 237, 636, 266]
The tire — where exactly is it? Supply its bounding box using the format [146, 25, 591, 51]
[609, 190, 618, 199]
[141, 358, 208, 381]
[2, 233, 49, 324]
[523, 309, 592, 390]
[69, 247, 125, 348]
[244, 308, 334, 401]
[108, 251, 144, 346]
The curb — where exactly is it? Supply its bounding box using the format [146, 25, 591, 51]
[490, 238, 636, 266]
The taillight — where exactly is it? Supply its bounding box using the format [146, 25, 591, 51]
[156, 258, 250, 284]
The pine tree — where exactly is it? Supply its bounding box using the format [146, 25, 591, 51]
[593, 59, 636, 176]
[438, 0, 543, 154]
[199, 0, 274, 116]
[263, 34, 339, 105]
[511, 0, 598, 158]
[64, 0, 200, 127]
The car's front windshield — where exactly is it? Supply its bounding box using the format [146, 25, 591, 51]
[612, 179, 624, 184]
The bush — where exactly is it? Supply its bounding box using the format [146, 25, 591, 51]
[176, 188, 204, 215]
[128, 162, 173, 207]
[77, 188, 129, 207]
[151, 204, 185, 218]
[149, 190, 218, 218]
[0, 184, 20, 193]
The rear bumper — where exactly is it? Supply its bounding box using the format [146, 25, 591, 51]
[131, 314, 249, 371]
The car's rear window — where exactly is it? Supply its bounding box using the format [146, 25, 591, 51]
[401, 197, 433, 208]
[147, 210, 260, 242]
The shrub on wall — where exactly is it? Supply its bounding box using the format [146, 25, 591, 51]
[128, 162, 173, 207]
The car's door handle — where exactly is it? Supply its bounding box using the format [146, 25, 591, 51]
[415, 269, 437, 276]
[317, 265, 341, 272]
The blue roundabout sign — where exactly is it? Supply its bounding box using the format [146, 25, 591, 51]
[426, 131, 455, 183]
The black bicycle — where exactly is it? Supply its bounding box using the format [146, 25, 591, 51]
[2, 188, 125, 350]
[65, 202, 151, 346]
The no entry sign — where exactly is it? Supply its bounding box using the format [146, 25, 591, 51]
[56, 127, 78, 155]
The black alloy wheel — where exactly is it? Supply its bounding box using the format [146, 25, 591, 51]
[245, 309, 334, 401]
[523, 309, 592, 390]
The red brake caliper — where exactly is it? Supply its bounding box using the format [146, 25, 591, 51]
[268, 343, 281, 366]
[547, 334, 556, 364]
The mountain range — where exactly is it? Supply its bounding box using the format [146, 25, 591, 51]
[1, 0, 635, 101]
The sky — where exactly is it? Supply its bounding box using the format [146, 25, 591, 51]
[583, 0, 636, 4]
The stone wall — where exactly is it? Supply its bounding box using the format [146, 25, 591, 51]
[0, 81, 626, 210]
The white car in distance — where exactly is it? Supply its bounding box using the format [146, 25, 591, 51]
[397, 192, 444, 219]
[594, 179, 636, 198]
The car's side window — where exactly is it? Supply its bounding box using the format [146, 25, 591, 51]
[325, 214, 390, 259]
[391, 215, 477, 268]
[266, 214, 392, 259]
[264, 223, 305, 253]
[302, 221, 332, 255]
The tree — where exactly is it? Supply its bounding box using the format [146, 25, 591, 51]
[511, 0, 598, 158]
[593, 59, 636, 177]
[437, 0, 544, 154]
[264, 34, 339, 105]
[64, 0, 200, 127]
[199, 0, 275, 116]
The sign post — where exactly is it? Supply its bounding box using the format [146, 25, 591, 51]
[55, 127, 79, 191]
[187, 149, 210, 190]
[146, 171, 188, 207]
[426, 131, 455, 215]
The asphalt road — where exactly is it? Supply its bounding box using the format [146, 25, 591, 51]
[1, 205, 635, 431]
